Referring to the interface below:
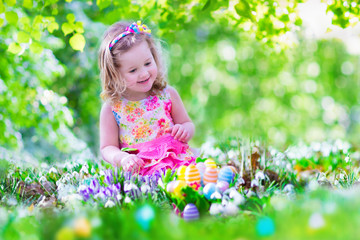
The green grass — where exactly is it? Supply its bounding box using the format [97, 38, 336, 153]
[0, 138, 359, 239]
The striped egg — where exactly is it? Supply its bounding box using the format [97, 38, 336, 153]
[203, 167, 218, 185]
[196, 162, 206, 175]
[204, 159, 217, 169]
[183, 203, 199, 221]
[177, 165, 187, 180]
[185, 164, 201, 185]
[218, 167, 234, 183]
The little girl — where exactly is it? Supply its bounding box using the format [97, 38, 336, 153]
[99, 21, 196, 175]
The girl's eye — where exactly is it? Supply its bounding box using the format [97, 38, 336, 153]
[129, 69, 136, 73]
[145, 62, 151, 66]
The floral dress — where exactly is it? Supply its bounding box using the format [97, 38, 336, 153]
[111, 87, 195, 175]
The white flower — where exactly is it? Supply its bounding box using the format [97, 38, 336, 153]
[48, 167, 58, 174]
[229, 190, 245, 205]
[141, 184, 151, 194]
[209, 203, 223, 215]
[94, 192, 106, 201]
[25, 176, 32, 184]
[210, 191, 222, 200]
[105, 200, 116, 208]
[283, 184, 294, 193]
[255, 171, 265, 181]
[80, 164, 89, 175]
[72, 171, 79, 180]
[222, 202, 239, 216]
[124, 196, 132, 204]
[251, 179, 259, 187]
[39, 176, 47, 183]
[116, 194, 122, 201]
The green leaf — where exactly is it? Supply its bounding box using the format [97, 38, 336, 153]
[17, 31, 30, 43]
[0, 18, 3, 27]
[19, 16, 30, 25]
[33, 15, 43, 29]
[7, 42, 22, 54]
[47, 22, 59, 33]
[235, 0, 254, 21]
[61, 22, 74, 36]
[96, 0, 111, 10]
[30, 42, 43, 54]
[120, 147, 138, 152]
[22, 0, 33, 8]
[52, 7, 58, 15]
[31, 30, 41, 41]
[66, 13, 75, 23]
[65, 0, 72, 2]
[74, 21, 84, 33]
[0, 3, 5, 14]
[5, 11, 18, 25]
[202, 0, 211, 11]
[69, 33, 85, 52]
[5, 0, 16, 7]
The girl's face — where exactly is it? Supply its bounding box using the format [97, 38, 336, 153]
[118, 41, 158, 100]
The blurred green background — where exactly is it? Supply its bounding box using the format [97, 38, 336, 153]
[1, 0, 359, 161]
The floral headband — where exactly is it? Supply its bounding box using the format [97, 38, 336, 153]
[109, 21, 151, 50]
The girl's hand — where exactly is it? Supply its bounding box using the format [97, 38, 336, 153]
[116, 154, 145, 172]
[166, 124, 190, 143]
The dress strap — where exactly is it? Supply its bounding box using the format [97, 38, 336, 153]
[163, 86, 171, 101]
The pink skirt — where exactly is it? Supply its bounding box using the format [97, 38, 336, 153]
[122, 135, 196, 175]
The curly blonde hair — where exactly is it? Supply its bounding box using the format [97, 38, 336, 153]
[98, 21, 167, 104]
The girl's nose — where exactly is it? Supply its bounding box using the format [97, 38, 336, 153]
[139, 69, 149, 79]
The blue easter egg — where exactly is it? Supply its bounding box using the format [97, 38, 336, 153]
[203, 183, 217, 200]
[183, 203, 199, 221]
[218, 167, 234, 183]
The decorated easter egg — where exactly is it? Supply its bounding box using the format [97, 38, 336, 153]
[218, 167, 234, 183]
[173, 180, 187, 199]
[185, 164, 201, 185]
[177, 165, 187, 180]
[203, 167, 218, 185]
[203, 182, 216, 200]
[204, 158, 217, 169]
[183, 203, 199, 221]
[166, 180, 177, 193]
[196, 162, 206, 175]
[216, 181, 229, 192]
[228, 166, 237, 174]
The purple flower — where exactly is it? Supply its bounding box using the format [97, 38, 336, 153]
[104, 169, 114, 186]
[110, 183, 121, 194]
[124, 181, 141, 199]
[78, 185, 90, 201]
[124, 171, 132, 181]
[101, 186, 114, 198]
[89, 178, 100, 195]
[144, 175, 150, 185]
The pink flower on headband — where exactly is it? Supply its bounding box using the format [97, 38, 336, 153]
[109, 21, 151, 50]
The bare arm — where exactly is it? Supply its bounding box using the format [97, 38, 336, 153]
[99, 102, 144, 169]
[167, 86, 195, 142]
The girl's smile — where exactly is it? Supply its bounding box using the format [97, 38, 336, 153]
[118, 41, 158, 101]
